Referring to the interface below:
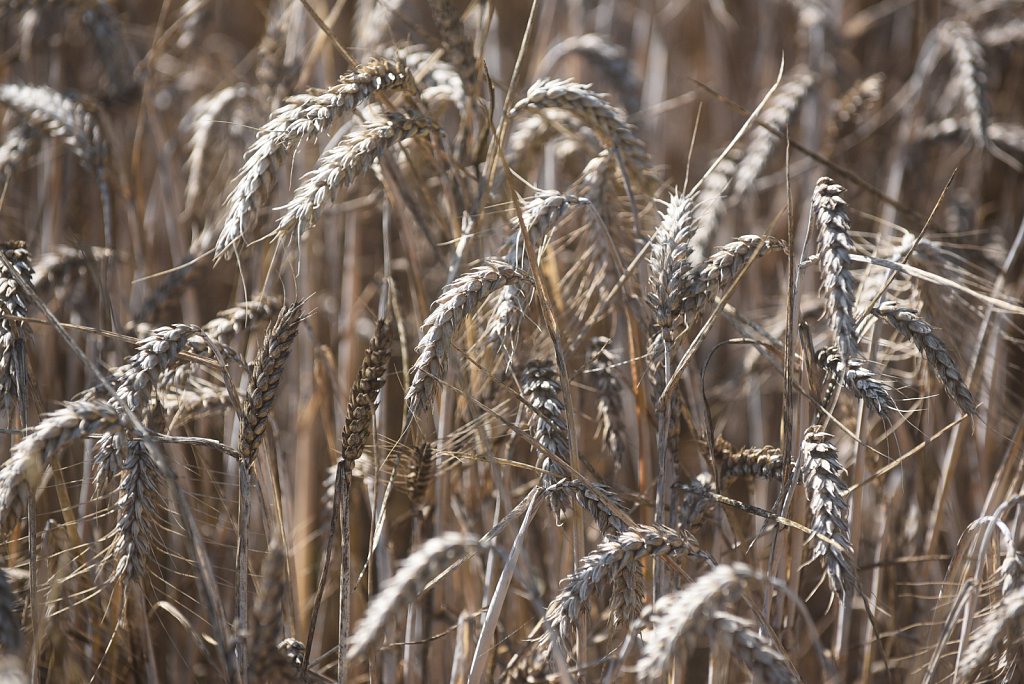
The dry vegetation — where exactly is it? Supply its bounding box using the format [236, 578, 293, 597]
[2, 0, 1024, 682]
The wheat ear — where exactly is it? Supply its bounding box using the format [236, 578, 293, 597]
[0, 241, 33, 426]
[406, 259, 529, 419]
[521, 360, 573, 522]
[801, 425, 855, 600]
[814, 345, 897, 416]
[0, 401, 121, 537]
[348, 532, 479, 660]
[587, 336, 628, 473]
[215, 59, 410, 259]
[871, 300, 977, 416]
[813, 177, 860, 362]
[273, 108, 436, 246]
[677, 235, 787, 322]
[944, 20, 990, 148]
[0, 124, 36, 188]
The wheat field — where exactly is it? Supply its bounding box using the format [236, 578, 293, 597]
[1, 0, 1024, 682]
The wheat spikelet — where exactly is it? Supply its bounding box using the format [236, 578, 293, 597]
[676, 472, 716, 530]
[408, 443, 436, 511]
[202, 298, 282, 345]
[521, 360, 574, 522]
[406, 259, 529, 419]
[0, 241, 33, 422]
[551, 479, 629, 535]
[944, 20, 990, 147]
[587, 337, 628, 473]
[871, 300, 977, 416]
[537, 524, 702, 662]
[677, 235, 787, 322]
[813, 177, 860, 363]
[238, 302, 303, 464]
[814, 345, 897, 416]
[0, 124, 36, 188]
[0, 401, 121, 537]
[214, 59, 410, 259]
[509, 78, 653, 191]
[348, 532, 479, 661]
[731, 66, 814, 199]
[959, 583, 1024, 680]
[273, 108, 435, 246]
[801, 425, 855, 600]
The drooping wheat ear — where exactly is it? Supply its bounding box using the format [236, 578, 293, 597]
[981, 18, 1024, 47]
[183, 84, 255, 215]
[0, 241, 34, 422]
[348, 532, 479, 661]
[405, 259, 529, 419]
[0, 569, 20, 654]
[521, 361, 573, 522]
[814, 345, 897, 416]
[647, 192, 696, 329]
[509, 78, 654, 191]
[537, 34, 641, 113]
[272, 108, 436, 246]
[676, 472, 716, 530]
[238, 302, 304, 464]
[504, 109, 590, 174]
[731, 66, 814, 199]
[484, 192, 586, 352]
[537, 524, 703, 662]
[813, 177, 860, 363]
[0, 124, 37, 188]
[425, 0, 476, 83]
[943, 20, 990, 147]
[214, 59, 410, 259]
[0, 401, 121, 537]
[0, 84, 111, 240]
[111, 438, 162, 582]
[712, 437, 785, 484]
[249, 541, 300, 682]
[202, 298, 283, 345]
[959, 582, 1024, 680]
[163, 382, 230, 430]
[340, 318, 392, 465]
[801, 425, 855, 600]
[637, 563, 791, 682]
[871, 301, 977, 416]
[828, 73, 885, 141]
[588, 337, 628, 473]
[677, 235, 787, 322]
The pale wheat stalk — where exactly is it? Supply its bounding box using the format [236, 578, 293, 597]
[405, 259, 529, 419]
[871, 300, 977, 416]
[214, 59, 410, 259]
[813, 177, 860, 363]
